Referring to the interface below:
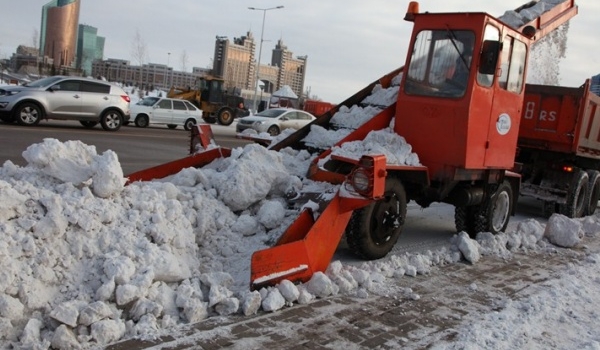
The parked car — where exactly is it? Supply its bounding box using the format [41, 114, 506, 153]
[0, 76, 130, 131]
[129, 97, 203, 131]
[236, 108, 316, 136]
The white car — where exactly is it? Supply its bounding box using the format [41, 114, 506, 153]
[130, 97, 202, 130]
[236, 108, 316, 136]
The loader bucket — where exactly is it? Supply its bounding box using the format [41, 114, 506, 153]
[250, 193, 360, 290]
[250, 154, 388, 290]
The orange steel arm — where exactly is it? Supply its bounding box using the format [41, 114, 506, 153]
[512, 0, 578, 43]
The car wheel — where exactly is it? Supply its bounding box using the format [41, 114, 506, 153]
[15, 102, 42, 126]
[100, 110, 123, 131]
[80, 121, 98, 128]
[184, 118, 196, 131]
[167, 124, 177, 129]
[267, 125, 280, 136]
[135, 115, 149, 128]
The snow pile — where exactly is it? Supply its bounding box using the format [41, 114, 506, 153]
[0, 136, 598, 349]
[499, 0, 567, 29]
[303, 73, 402, 150]
[323, 127, 421, 166]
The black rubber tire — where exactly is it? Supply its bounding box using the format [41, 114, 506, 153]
[454, 206, 478, 238]
[217, 108, 234, 126]
[586, 170, 600, 215]
[473, 181, 513, 235]
[345, 177, 407, 260]
[135, 115, 149, 128]
[184, 118, 196, 131]
[560, 170, 589, 218]
[542, 201, 558, 218]
[79, 121, 98, 129]
[100, 110, 123, 131]
[167, 124, 177, 129]
[15, 102, 42, 126]
[267, 125, 280, 136]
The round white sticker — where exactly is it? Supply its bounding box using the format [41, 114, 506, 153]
[496, 113, 511, 135]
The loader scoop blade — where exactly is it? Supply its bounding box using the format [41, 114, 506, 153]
[250, 192, 372, 290]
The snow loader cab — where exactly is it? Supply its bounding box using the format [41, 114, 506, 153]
[167, 76, 245, 126]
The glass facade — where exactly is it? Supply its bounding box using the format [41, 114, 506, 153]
[76, 24, 105, 76]
[591, 74, 600, 96]
[40, 0, 80, 68]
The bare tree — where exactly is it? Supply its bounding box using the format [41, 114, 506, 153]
[32, 28, 39, 49]
[130, 29, 149, 88]
[180, 50, 189, 73]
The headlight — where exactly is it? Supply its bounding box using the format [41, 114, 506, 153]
[351, 168, 371, 193]
[252, 121, 265, 126]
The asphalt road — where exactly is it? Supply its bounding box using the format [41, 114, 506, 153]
[0, 120, 251, 175]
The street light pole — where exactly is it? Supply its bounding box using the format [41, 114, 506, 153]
[167, 52, 171, 89]
[248, 5, 284, 113]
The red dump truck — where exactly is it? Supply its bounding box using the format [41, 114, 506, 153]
[517, 80, 600, 218]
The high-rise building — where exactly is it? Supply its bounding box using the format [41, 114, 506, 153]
[76, 24, 105, 76]
[212, 32, 307, 99]
[40, 0, 81, 69]
[591, 73, 600, 96]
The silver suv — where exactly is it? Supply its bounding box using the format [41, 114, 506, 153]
[0, 76, 131, 131]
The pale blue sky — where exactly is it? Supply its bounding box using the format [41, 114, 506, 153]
[1, 0, 598, 103]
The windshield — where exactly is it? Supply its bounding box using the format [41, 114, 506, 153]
[136, 97, 160, 106]
[405, 30, 475, 98]
[24, 76, 64, 88]
[255, 109, 287, 118]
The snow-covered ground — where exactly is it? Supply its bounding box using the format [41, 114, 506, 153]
[1, 1, 594, 349]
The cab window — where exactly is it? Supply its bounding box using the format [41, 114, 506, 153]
[405, 30, 475, 98]
[477, 25, 500, 87]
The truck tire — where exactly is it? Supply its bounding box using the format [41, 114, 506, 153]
[217, 107, 234, 126]
[474, 181, 513, 234]
[542, 201, 559, 218]
[560, 170, 588, 218]
[586, 170, 600, 215]
[455, 206, 477, 238]
[345, 177, 406, 260]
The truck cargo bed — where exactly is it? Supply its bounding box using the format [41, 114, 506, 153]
[519, 80, 600, 159]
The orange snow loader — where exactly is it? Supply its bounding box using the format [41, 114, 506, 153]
[125, 1, 578, 290]
[249, 0, 578, 289]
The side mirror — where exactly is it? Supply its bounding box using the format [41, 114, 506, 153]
[479, 40, 501, 75]
[49, 85, 61, 92]
[280, 116, 289, 121]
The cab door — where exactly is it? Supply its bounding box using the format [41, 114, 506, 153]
[484, 34, 527, 168]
